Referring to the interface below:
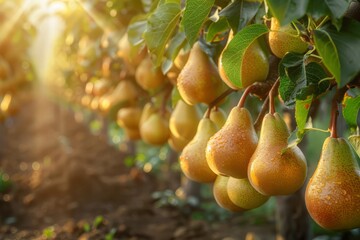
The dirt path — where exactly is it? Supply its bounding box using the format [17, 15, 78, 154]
[0, 88, 276, 240]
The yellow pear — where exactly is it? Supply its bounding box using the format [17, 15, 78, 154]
[177, 42, 228, 105]
[169, 99, 201, 140]
[117, 106, 142, 130]
[206, 107, 258, 178]
[135, 57, 166, 90]
[124, 127, 141, 141]
[248, 113, 307, 196]
[219, 37, 269, 89]
[99, 80, 138, 112]
[269, 18, 308, 58]
[168, 133, 191, 153]
[227, 177, 269, 210]
[93, 78, 111, 97]
[209, 107, 227, 129]
[179, 118, 218, 183]
[305, 137, 360, 230]
[213, 175, 244, 212]
[140, 112, 170, 146]
[140, 102, 157, 127]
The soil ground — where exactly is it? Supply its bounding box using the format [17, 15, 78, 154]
[0, 88, 276, 240]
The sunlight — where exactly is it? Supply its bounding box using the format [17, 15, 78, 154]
[75, 0, 117, 32]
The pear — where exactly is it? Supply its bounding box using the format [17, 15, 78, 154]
[248, 113, 307, 195]
[135, 56, 166, 90]
[209, 107, 227, 129]
[227, 177, 269, 210]
[305, 137, 360, 230]
[93, 78, 111, 97]
[140, 112, 170, 146]
[213, 175, 244, 212]
[269, 18, 308, 58]
[174, 49, 190, 70]
[117, 106, 142, 130]
[1, 94, 19, 116]
[219, 37, 269, 89]
[206, 107, 258, 178]
[169, 100, 201, 140]
[124, 127, 141, 141]
[140, 102, 157, 127]
[179, 118, 218, 183]
[177, 42, 228, 105]
[168, 133, 191, 153]
[99, 80, 138, 112]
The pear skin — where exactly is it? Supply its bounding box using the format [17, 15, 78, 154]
[168, 133, 191, 153]
[305, 137, 360, 230]
[209, 107, 227, 129]
[117, 107, 142, 130]
[219, 39, 269, 89]
[177, 42, 228, 105]
[269, 18, 308, 58]
[227, 177, 269, 210]
[140, 103, 157, 127]
[248, 113, 307, 195]
[140, 112, 170, 146]
[169, 100, 201, 140]
[213, 175, 244, 212]
[135, 57, 166, 90]
[206, 107, 258, 178]
[179, 118, 218, 183]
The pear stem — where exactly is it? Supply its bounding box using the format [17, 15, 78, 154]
[237, 84, 256, 108]
[269, 78, 280, 115]
[205, 88, 236, 118]
[329, 86, 348, 138]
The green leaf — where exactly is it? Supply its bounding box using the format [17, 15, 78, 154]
[279, 53, 329, 107]
[219, 0, 261, 32]
[313, 29, 341, 84]
[182, 0, 215, 46]
[128, 14, 148, 46]
[221, 24, 269, 88]
[266, 0, 309, 26]
[143, 1, 181, 66]
[348, 135, 360, 157]
[307, 0, 351, 22]
[162, 31, 187, 74]
[323, 19, 360, 87]
[205, 16, 229, 42]
[295, 95, 313, 133]
[342, 94, 360, 128]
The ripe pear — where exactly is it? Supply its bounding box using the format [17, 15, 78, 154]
[124, 127, 141, 141]
[140, 112, 170, 146]
[177, 42, 228, 105]
[168, 133, 191, 153]
[227, 177, 269, 210]
[269, 18, 308, 58]
[169, 100, 201, 140]
[305, 137, 360, 230]
[219, 38, 269, 89]
[209, 107, 227, 129]
[179, 118, 218, 183]
[117, 106, 142, 130]
[206, 107, 258, 178]
[140, 102, 157, 127]
[213, 175, 244, 212]
[93, 78, 111, 97]
[135, 57, 166, 90]
[174, 49, 190, 70]
[248, 113, 307, 195]
[99, 80, 138, 112]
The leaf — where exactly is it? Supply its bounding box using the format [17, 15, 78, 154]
[307, 0, 351, 22]
[221, 24, 269, 88]
[162, 31, 187, 74]
[348, 135, 360, 157]
[295, 95, 313, 133]
[128, 14, 148, 46]
[342, 93, 360, 128]
[278, 53, 329, 107]
[205, 16, 229, 42]
[324, 19, 360, 86]
[266, 0, 309, 26]
[182, 0, 215, 46]
[143, 1, 181, 66]
[219, 0, 261, 32]
[313, 29, 340, 84]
